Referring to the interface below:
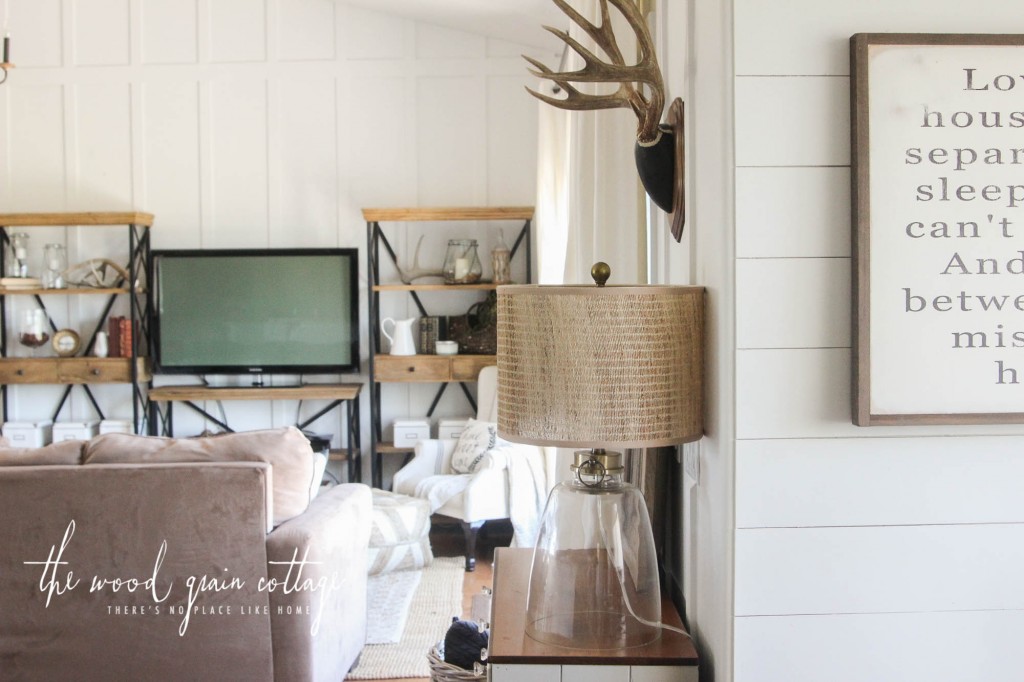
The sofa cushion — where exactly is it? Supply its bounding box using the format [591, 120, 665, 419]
[0, 439, 84, 466]
[83, 426, 316, 526]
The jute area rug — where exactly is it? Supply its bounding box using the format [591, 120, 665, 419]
[347, 557, 465, 680]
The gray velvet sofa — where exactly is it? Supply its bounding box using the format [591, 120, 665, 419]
[0, 426, 371, 682]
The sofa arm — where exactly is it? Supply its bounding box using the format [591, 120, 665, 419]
[393, 439, 457, 495]
[266, 483, 372, 682]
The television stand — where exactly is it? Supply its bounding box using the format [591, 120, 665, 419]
[147, 382, 363, 482]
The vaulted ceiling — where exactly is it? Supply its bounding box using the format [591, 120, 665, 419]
[339, 0, 566, 51]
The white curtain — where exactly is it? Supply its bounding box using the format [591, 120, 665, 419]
[533, 0, 644, 287]
[533, 0, 647, 483]
[536, 103, 571, 285]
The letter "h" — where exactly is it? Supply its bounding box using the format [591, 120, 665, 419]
[996, 360, 1019, 384]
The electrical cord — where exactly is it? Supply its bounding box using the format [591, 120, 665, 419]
[585, 474, 688, 638]
[615, 576, 688, 636]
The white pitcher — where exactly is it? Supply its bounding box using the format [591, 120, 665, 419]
[381, 317, 417, 356]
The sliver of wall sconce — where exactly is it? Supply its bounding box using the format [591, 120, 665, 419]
[1, 32, 12, 85]
[525, 0, 685, 241]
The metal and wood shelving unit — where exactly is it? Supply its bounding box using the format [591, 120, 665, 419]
[364, 206, 532, 489]
[0, 212, 153, 432]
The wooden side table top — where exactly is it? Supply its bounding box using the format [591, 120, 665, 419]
[488, 548, 700, 666]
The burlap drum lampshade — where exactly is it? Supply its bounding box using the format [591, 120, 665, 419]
[496, 281, 703, 449]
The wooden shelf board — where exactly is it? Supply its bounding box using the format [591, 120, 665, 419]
[0, 356, 151, 383]
[328, 448, 358, 462]
[362, 207, 533, 222]
[373, 354, 495, 383]
[376, 443, 415, 454]
[373, 354, 496, 359]
[0, 212, 154, 227]
[373, 283, 500, 292]
[0, 286, 139, 296]
[149, 383, 361, 402]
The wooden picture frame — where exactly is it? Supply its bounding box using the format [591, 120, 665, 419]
[851, 33, 1024, 425]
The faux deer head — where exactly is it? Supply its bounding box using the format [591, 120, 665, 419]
[525, 0, 685, 241]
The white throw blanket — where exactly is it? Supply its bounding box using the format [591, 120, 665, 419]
[491, 443, 547, 547]
[413, 443, 547, 547]
[413, 472, 472, 512]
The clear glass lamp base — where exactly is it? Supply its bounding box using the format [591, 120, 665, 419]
[525, 451, 662, 650]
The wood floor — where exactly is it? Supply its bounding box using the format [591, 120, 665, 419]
[370, 517, 513, 682]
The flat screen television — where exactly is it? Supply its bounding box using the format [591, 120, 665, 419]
[151, 248, 360, 376]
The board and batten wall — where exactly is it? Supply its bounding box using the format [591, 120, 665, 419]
[0, 0, 544, 480]
[727, 1, 1024, 680]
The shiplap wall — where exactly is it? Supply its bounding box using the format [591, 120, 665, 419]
[732, 1, 1024, 680]
[0, 0, 543, 479]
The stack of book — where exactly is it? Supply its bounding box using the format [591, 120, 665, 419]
[419, 316, 438, 355]
[107, 316, 137, 358]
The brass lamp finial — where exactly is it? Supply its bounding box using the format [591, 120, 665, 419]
[591, 262, 611, 287]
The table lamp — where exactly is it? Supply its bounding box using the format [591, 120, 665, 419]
[496, 263, 703, 650]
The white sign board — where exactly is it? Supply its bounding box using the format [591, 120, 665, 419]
[852, 33, 1024, 425]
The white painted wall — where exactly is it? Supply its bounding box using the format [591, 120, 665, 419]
[0, 0, 545, 482]
[675, 0, 1024, 680]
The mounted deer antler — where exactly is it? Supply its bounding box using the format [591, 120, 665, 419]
[525, 0, 686, 242]
[524, 0, 665, 144]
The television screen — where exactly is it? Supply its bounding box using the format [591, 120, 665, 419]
[152, 249, 359, 376]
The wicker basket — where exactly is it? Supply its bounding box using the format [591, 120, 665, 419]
[447, 292, 498, 355]
[428, 644, 486, 682]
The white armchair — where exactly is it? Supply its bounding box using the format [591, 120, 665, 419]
[392, 366, 553, 571]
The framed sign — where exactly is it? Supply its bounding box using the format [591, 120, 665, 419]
[851, 33, 1024, 425]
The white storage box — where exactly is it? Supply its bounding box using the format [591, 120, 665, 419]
[53, 420, 100, 442]
[437, 418, 470, 440]
[2, 420, 54, 447]
[392, 419, 430, 449]
[99, 419, 133, 435]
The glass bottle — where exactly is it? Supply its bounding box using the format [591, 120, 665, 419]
[7, 232, 29, 278]
[491, 229, 511, 285]
[42, 243, 67, 289]
[442, 239, 482, 285]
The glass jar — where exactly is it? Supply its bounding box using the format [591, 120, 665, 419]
[42, 243, 67, 289]
[6, 232, 29, 278]
[491, 230, 511, 285]
[18, 308, 50, 356]
[442, 239, 482, 285]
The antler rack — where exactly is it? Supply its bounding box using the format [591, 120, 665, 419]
[524, 0, 664, 144]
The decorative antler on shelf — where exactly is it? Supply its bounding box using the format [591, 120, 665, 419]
[524, 0, 665, 144]
[396, 235, 444, 284]
[63, 258, 130, 288]
[524, 0, 686, 241]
